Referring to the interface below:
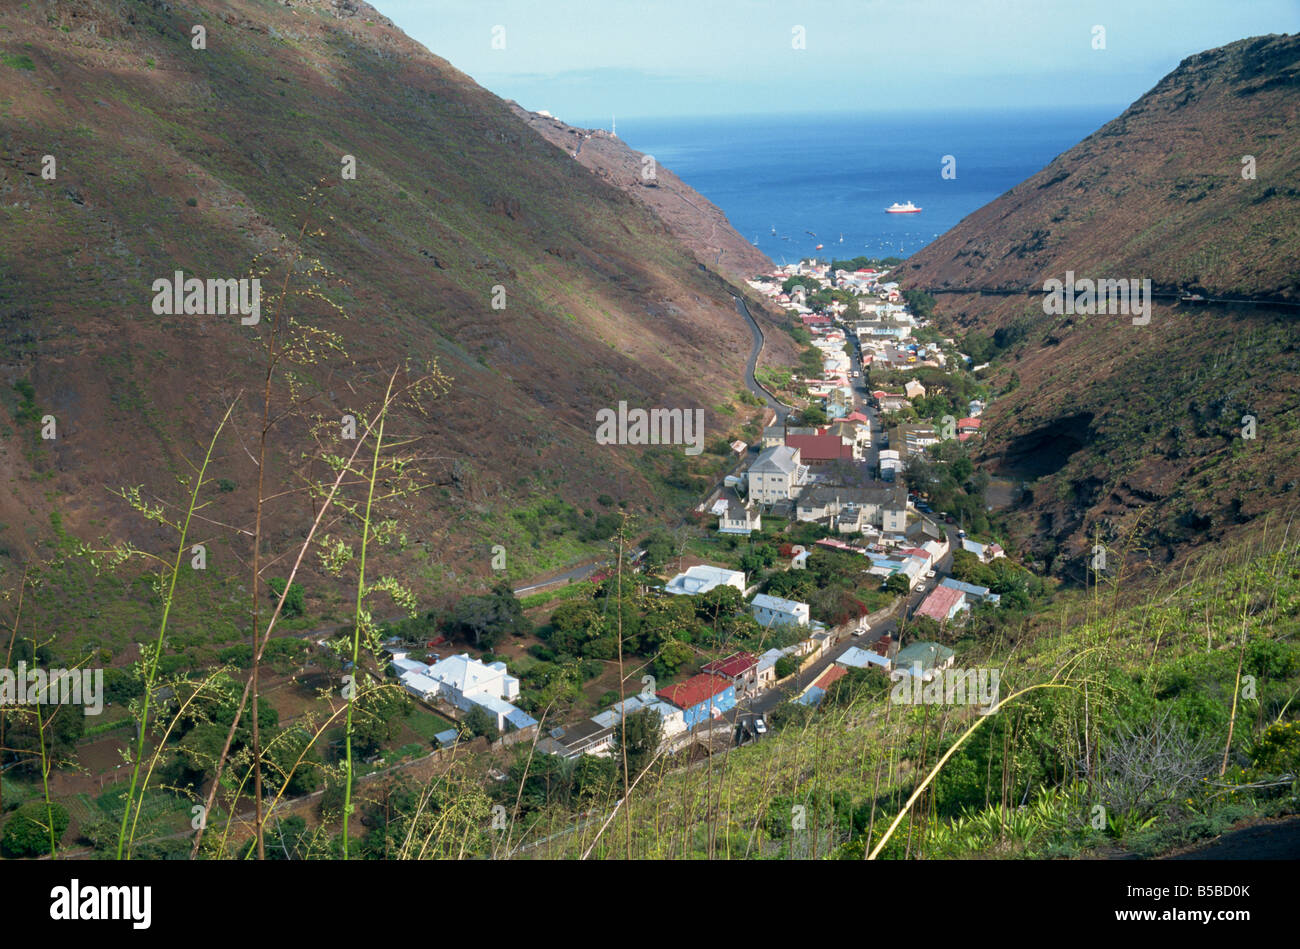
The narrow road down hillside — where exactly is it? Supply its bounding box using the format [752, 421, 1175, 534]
[733, 295, 792, 424]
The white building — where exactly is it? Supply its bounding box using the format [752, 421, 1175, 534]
[748, 445, 808, 504]
[400, 653, 536, 731]
[664, 564, 747, 596]
[717, 491, 762, 535]
[750, 593, 811, 628]
[879, 449, 903, 481]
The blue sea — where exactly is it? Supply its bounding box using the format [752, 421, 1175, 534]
[607, 109, 1120, 262]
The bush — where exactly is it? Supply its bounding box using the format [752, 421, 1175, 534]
[461, 706, 500, 743]
[2, 801, 69, 857]
[267, 578, 305, 618]
[774, 656, 799, 679]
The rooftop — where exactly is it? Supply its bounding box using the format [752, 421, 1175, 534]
[915, 585, 966, 622]
[657, 673, 732, 710]
[895, 641, 956, 670]
[702, 652, 758, 678]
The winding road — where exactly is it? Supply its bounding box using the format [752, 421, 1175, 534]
[733, 294, 792, 424]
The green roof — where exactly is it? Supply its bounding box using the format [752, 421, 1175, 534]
[894, 641, 955, 670]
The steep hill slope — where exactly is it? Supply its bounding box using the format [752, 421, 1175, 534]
[0, 0, 796, 613]
[901, 33, 1300, 577]
[509, 104, 773, 284]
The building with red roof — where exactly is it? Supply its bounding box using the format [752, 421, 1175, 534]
[702, 652, 759, 694]
[657, 673, 737, 728]
[914, 584, 968, 624]
[785, 429, 855, 462]
[813, 664, 848, 691]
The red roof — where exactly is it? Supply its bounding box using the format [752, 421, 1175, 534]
[843, 412, 870, 424]
[899, 547, 930, 561]
[957, 417, 982, 429]
[814, 665, 848, 691]
[785, 432, 854, 462]
[815, 538, 868, 555]
[702, 652, 758, 679]
[657, 673, 732, 710]
[915, 585, 965, 622]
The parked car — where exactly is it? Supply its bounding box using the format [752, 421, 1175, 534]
[754, 717, 768, 735]
[944, 514, 956, 524]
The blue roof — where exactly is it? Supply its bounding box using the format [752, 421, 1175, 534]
[941, 576, 1001, 603]
[506, 707, 538, 730]
[797, 686, 826, 706]
[837, 646, 889, 669]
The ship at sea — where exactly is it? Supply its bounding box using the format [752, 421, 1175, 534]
[885, 201, 922, 214]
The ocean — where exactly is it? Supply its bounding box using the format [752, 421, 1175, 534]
[608, 108, 1121, 263]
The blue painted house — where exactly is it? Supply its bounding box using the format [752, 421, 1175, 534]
[657, 674, 736, 729]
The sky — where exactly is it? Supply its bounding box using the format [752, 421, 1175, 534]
[374, 0, 1298, 124]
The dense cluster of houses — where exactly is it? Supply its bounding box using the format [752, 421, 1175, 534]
[797, 635, 959, 705]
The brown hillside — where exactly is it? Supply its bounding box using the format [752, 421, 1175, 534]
[0, 0, 798, 617]
[509, 104, 774, 284]
[901, 34, 1300, 578]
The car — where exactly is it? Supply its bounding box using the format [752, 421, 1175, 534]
[944, 515, 956, 524]
[754, 717, 768, 735]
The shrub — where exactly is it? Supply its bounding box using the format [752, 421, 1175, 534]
[267, 577, 305, 618]
[2, 801, 69, 857]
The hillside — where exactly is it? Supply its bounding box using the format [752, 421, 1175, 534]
[900, 33, 1300, 576]
[509, 105, 774, 284]
[0, 0, 798, 632]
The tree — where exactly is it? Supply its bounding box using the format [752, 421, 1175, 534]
[351, 686, 412, 757]
[443, 582, 531, 650]
[2, 703, 85, 775]
[800, 404, 829, 426]
[903, 616, 943, 642]
[267, 577, 305, 618]
[951, 456, 974, 484]
[2, 801, 69, 857]
[547, 600, 606, 657]
[774, 656, 799, 679]
[652, 639, 694, 680]
[461, 705, 500, 743]
[612, 708, 663, 782]
[640, 529, 675, 573]
[695, 585, 743, 625]
[884, 574, 911, 596]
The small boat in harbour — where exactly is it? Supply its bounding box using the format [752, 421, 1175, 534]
[885, 201, 922, 214]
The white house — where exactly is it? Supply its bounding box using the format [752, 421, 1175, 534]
[961, 538, 1006, 562]
[750, 593, 811, 628]
[748, 445, 808, 504]
[717, 491, 762, 535]
[401, 653, 536, 731]
[665, 564, 746, 596]
[879, 449, 903, 481]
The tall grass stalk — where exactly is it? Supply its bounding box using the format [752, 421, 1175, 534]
[116, 400, 236, 859]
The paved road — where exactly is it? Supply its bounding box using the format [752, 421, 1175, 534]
[513, 559, 607, 596]
[921, 284, 1300, 309]
[733, 294, 791, 424]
